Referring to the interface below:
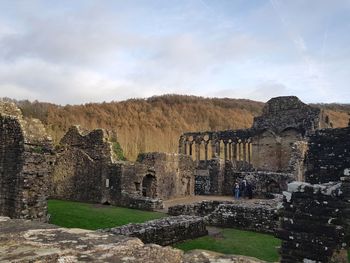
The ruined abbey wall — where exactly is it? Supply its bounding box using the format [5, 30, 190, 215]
[179, 96, 332, 197]
[135, 152, 195, 199]
[277, 179, 350, 263]
[305, 126, 350, 184]
[51, 128, 194, 210]
[0, 102, 53, 221]
[251, 128, 303, 172]
[51, 126, 115, 203]
[223, 171, 295, 198]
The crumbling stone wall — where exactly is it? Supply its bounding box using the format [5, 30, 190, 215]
[223, 171, 295, 198]
[207, 201, 279, 234]
[288, 140, 308, 181]
[277, 179, 350, 263]
[0, 102, 53, 221]
[305, 126, 350, 184]
[251, 129, 305, 172]
[51, 126, 115, 203]
[134, 152, 195, 200]
[102, 215, 208, 246]
[168, 200, 233, 217]
[168, 199, 280, 234]
[179, 96, 330, 195]
[252, 96, 330, 134]
[52, 130, 193, 210]
[194, 159, 225, 195]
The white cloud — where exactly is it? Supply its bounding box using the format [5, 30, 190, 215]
[0, 0, 349, 104]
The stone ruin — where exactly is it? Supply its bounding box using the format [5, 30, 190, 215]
[277, 180, 350, 263]
[0, 102, 53, 221]
[51, 125, 195, 210]
[1, 97, 350, 262]
[51, 126, 116, 204]
[179, 96, 332, 197]
[168, 199, 280, 234]
[102, 215, 208, 246]
[0, 216, 265, 263]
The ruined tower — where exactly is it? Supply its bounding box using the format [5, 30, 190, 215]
[0, 102, 53, 221]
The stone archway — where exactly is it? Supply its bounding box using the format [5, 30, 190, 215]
[142, 174, 157, 198]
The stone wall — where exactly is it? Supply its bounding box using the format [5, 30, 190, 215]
[194, 159, 225, 195]
[179, 96, 331, 195]
[102, 215, 208, 246]
[51, 126, 115, 203]
[222, 170, 295, 198]
[277, 180, 350, 262]
[252, 96, 330, 134]
[0, 102, 53, 221]
[117, 193, 164, 211]
[135, 152, 195, 200]
[305, 126, 350, 184]
[52, 132, 193, 210]
[168, 200, 233, 217]
[168, 199, 280, 234]
[287, 140, 308, 181]
[251, 129, 305, 172]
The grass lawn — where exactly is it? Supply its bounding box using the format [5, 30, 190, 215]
[174, 228, 281, 262]
[48, 199, 166, 230]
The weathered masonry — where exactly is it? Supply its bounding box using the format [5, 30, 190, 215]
[305, 126, 350, 184]
[0, 216, 267, 263]
[168, 199, 280, 234]
[102, 215, 207, 246]
[277, 180, 350, 263]
[51, 125, 117, 203]
[51, 126, 195, 210]
[179, 96, 331, 196]
[0, 102, 53, 221]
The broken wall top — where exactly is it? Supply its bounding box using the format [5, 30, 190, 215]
[252, 96, 330, 134]
[0, 101, 52, 146]
[137, 152, 194, 167]
[60, 125, 119, 161]
[60, 125, 109, 146]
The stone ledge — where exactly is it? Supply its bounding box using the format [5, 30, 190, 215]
[101, 215, 208, 246]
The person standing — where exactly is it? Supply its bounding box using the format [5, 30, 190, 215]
[240, 179, 247, 198]
[234, 182, 240, 199]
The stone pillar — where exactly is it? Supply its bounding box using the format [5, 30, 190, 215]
[228, 142, 232, 161]
[211, 139, 216, 158]
[216, 140, 221, 158]
[195, 141, 200, 161]
[204, 142, 209, 162]
[232, 143, 237, 161]
[243, 140, 247, 163]
[247, 141, 251, 164]
[189, 141, 193, 156]
[223, 142, 228, 161]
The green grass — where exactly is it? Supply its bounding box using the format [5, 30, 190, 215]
[174, 228, 281, 262]
[48, 199, 166, 230]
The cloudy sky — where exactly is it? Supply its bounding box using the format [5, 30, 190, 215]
[0, 0, 349, 104]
